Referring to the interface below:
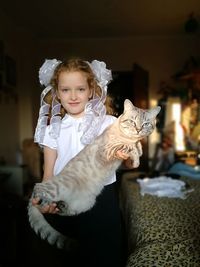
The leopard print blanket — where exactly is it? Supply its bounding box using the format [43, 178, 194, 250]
[120, 172, 200, 267]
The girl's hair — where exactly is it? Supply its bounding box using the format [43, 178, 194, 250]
[44, 58, 114, 117]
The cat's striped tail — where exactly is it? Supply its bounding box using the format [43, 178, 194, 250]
[27, 202, 78, 250]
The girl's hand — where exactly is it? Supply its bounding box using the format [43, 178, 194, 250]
[115, 150, 129, 160]
[115, 150, 134, 169]
[32, 197, 60, 214]
[123, 158, 134, 169]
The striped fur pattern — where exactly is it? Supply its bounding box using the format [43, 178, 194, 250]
[28, 99, 160, 249]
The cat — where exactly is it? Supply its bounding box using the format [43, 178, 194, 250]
[28, 99, 161, 250]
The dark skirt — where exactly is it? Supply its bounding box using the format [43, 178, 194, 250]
[40, 182, 125, 267]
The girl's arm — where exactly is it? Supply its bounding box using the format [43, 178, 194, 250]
[42, 146, 57, 181]
[32, 146, 59, 214]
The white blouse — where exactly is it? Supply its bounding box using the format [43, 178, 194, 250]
[41, 114, 117, 185]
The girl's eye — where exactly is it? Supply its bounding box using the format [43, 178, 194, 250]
[61, 88, 69, 92]
[79, 88, 85, 91]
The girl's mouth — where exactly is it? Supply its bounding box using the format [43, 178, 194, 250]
[68, 102, 80, 106]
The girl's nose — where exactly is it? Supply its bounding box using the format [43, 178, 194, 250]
[71, 90, 77, 100]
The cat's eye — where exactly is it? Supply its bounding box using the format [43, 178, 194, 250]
[121, 119, 136, 129]
[124, 119, 135, 125]
[142, 122, 152, 128]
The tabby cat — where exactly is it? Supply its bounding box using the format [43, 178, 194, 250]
[28, 99, 160, 249]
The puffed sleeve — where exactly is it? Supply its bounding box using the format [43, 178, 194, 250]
[40, 125, 57, 149]
[99, 115, 117, 134]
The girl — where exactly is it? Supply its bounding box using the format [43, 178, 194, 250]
[32, 58, 128, 267]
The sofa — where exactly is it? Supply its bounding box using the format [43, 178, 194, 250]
[119, 171, 200, 267]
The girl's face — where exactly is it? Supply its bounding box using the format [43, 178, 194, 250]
[57, 71, 93, 118]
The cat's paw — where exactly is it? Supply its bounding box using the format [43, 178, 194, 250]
[56, 201, 68, 214]
[137, 142, 143, 157]
[133, 160, 140, 168]
[131, 156, 140, 168]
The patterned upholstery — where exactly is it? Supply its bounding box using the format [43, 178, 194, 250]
[120, 172, 200, 267]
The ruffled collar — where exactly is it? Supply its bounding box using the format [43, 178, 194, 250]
[62, 114, 83, 124]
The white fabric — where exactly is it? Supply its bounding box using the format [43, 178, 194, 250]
[39, 59, 62, 87]
[137, 176, 193, 199]
[41, 114, 117, 185]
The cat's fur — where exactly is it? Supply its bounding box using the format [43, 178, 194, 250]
[28, 99, 160, 249]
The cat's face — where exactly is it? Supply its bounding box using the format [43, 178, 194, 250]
[119, 99, 161, 139]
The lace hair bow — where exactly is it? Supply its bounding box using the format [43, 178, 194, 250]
[34, 58, 112, 145]
[34, 59, 62, 144]
[79, 60, 112, 144]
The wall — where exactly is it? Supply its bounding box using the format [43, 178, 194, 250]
[0, 9, 37, 164]
[1, 7, 200, 164]
[37, 35, 200, 97]
[37, 35, 200, 159]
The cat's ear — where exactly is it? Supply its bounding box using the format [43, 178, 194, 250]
[148, 106, 161, 118]
[124, 99, 135, 112]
